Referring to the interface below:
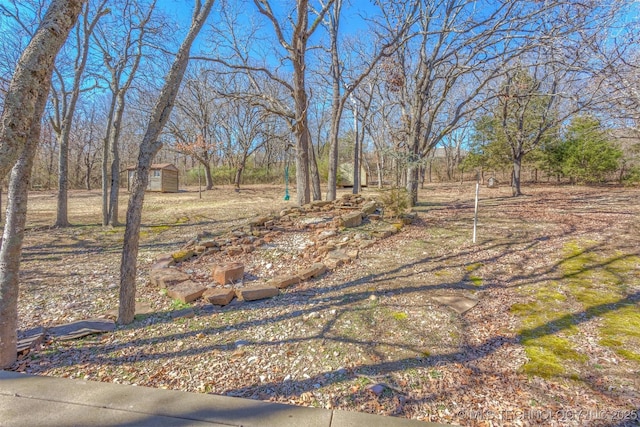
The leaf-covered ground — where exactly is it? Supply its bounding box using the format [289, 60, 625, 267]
[9, 184, 640, 426]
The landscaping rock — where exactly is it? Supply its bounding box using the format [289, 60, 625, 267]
[200, 240, 218, 248]
[324, 249, 352, 269]
[166, 280, 207, 303]
[102, 302, 154, 320]
[361, 201, 378, 215]
[226, 246, 243, 256]
[155, 254, 175, 263]
[48, 319, 116, 341]
[150, 259, 174, 270]
[236, 284, 279, 301]
[297, 263, 327, 280]
[172, 250, 195, 263]
[212, 262, 244, 285]
[202, 288, 235, 306]
[268, 275, 301, 289]
[150, 269, 190, 288]
[250, 216, 270, 227]
[339, 211, 363, 228]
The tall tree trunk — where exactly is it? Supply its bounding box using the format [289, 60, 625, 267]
[204, 162, 213, 190]
[108, 91, 126, 226]
[55, 129, 70, 227]
[118, 0, 214, 325]
[234, 164, 243, 188]
[325, 0, 342, 202]
[0, 123, 39, 369]
[54, 2, 107, 227]
[0, 6, 72, 362]
[512, 155, 522, 196]
[293, 73, 311, 205]
[101, 94, 117, 225]
[308, 137, 321, 201]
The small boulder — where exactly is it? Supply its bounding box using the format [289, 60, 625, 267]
[339, 211, 363, 228]
[212, 262, 244, 285]
[361, 201, 378, 215]
[250, 216, 270, 227]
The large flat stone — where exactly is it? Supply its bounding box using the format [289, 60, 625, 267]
[324, 249, 352, 269]
[48, 319, 116, 341]
[212, 262, 244, 285]
[296, 263, 327, 280]
[166, 280, 207, 303]
[267, 275, 301, 289]
[202, 288, 235, 306]
[150, 269, 190, 288]
[236, 285, 279, 301]
[432, 294, 479, 314]
[339, 211, 363, 228]
[361, 201, 378, 215]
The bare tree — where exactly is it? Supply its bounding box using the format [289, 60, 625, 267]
[94, 0, 157, 226]
[0, 0, 84, 369]
[322, 0, 418, 200]
[206, 0, 334, 205]
[168, 66, 223, 190]
[118, 0, 215, 325]
[49, 0, 108, 226]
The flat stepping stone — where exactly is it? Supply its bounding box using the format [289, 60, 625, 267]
[432, 295, 479, 314]
[48, 319, 116, 341]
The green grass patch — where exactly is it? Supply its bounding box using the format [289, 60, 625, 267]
[465, 263, 483, 272]
[391, 311, 408, 321]
[170, 299, 192, 310]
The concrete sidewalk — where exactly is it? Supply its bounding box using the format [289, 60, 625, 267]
[0, 371, 448, 426]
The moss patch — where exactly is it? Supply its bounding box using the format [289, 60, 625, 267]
[513, 240, 640, 378]
[468, 275, 483, 286]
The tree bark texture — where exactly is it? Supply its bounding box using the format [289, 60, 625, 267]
[118, 0, 215, 325]
[0, 0, 83, 369]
